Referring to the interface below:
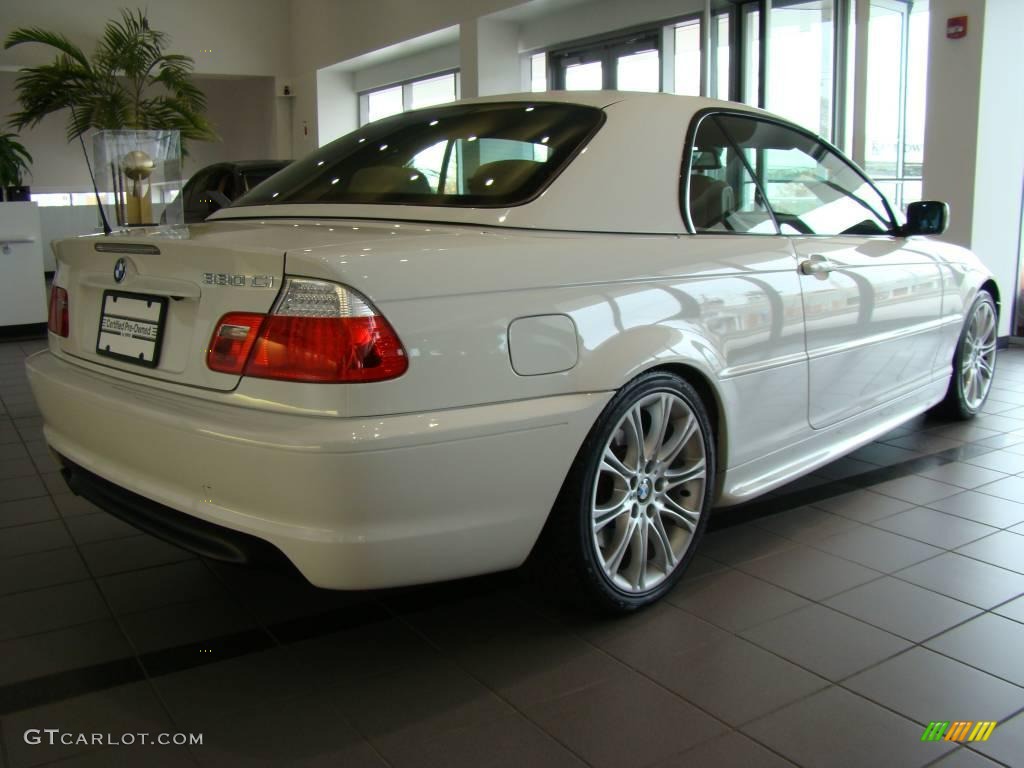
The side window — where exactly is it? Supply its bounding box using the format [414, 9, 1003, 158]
[685, 116, 777, 234]
[717, 114, 894, 236]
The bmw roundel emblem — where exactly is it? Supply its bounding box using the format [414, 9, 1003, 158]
[113, 258, 127, 283]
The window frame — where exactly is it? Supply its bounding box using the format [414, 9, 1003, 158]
[681, 107, 899, 237]
[358, 70, 461, 126]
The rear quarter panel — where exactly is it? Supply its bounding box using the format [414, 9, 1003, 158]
[266, 226, 807, 471]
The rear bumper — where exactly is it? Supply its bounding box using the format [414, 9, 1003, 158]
[60, 459, 292, 568]
[27, 351, 609, 589]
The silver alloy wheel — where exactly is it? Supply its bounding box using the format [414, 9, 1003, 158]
[591, 391, 707, 593]
[962, 299, 997, 410]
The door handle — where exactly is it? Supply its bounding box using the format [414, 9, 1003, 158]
[799, 255, 835, 277]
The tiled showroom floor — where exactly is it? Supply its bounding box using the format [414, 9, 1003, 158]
[1, 336, 1023, 768]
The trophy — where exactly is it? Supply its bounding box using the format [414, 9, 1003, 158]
[94, 130, 183, 230]
[122, 149, 155, 225]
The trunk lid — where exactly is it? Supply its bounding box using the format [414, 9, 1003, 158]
[53, 226, 285, 391]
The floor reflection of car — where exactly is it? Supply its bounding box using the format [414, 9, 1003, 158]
[181, 160, 290, 222]
[29, 93, 1000, 613]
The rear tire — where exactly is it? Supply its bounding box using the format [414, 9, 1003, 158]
[548, 371, 716, 613]
[934, 291, 998, 420]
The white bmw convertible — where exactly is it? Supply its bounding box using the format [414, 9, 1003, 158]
[28, 92, 999, 611]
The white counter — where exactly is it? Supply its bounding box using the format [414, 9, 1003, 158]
[0, 201, 48, 326]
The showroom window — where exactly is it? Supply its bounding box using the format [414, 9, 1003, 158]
[30, 190, 162, 208]
[530, 53, 547, 92]
[548, 32, 662, 92]
[864, 0, 929, 211]
[527, 0, 928, 215]
[673, 18, 701, 96]
[765, 1, 835, 139]
[359, 71, 459, 125]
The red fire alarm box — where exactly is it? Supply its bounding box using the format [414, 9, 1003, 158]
[947, 16, 968, 39]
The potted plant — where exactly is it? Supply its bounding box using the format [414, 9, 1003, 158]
[0, 132, 32, 202]
[4, 9, 216, 224]
[4, 10, 215, 151]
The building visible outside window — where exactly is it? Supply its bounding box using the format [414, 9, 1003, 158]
[360, 72, 459, 126]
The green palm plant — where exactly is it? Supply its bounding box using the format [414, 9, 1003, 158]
[4, 9, 216, 150]
[0, 132, 32, 192]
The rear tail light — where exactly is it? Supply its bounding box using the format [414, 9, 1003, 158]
[207, 279, 407, 382]
[207, 312, 265, 375]
[48, 285, 69, 337]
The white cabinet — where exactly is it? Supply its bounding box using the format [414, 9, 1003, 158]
[0, 201, 48, 326]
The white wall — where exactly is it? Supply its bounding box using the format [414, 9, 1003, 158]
[461, 18, 520, 98]
[971, 0, 1024, 335]
[921, 0, 984, 248]
[0, 0, 290, 77]
[923, 0, 1024, 335]
[288, 0, 518, 76]
[184, 77, 280, 176]
[316, 69, 358, 147]
[289, 70, 321, 159]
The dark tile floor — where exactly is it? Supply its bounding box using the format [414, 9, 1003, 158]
[1, 337, 1023, 767]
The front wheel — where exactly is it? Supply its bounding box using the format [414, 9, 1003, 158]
[936, 291, 998, 419]
[552, 372, 716, 613]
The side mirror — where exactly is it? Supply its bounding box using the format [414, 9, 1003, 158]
[902, 200, 949, 237]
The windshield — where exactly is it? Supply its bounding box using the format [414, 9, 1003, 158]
[234, 102, 604, 209]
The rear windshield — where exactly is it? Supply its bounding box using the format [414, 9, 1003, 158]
[233, 102, 604, 209]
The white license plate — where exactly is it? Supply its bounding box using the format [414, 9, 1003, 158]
[95, 291, 168, 367]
